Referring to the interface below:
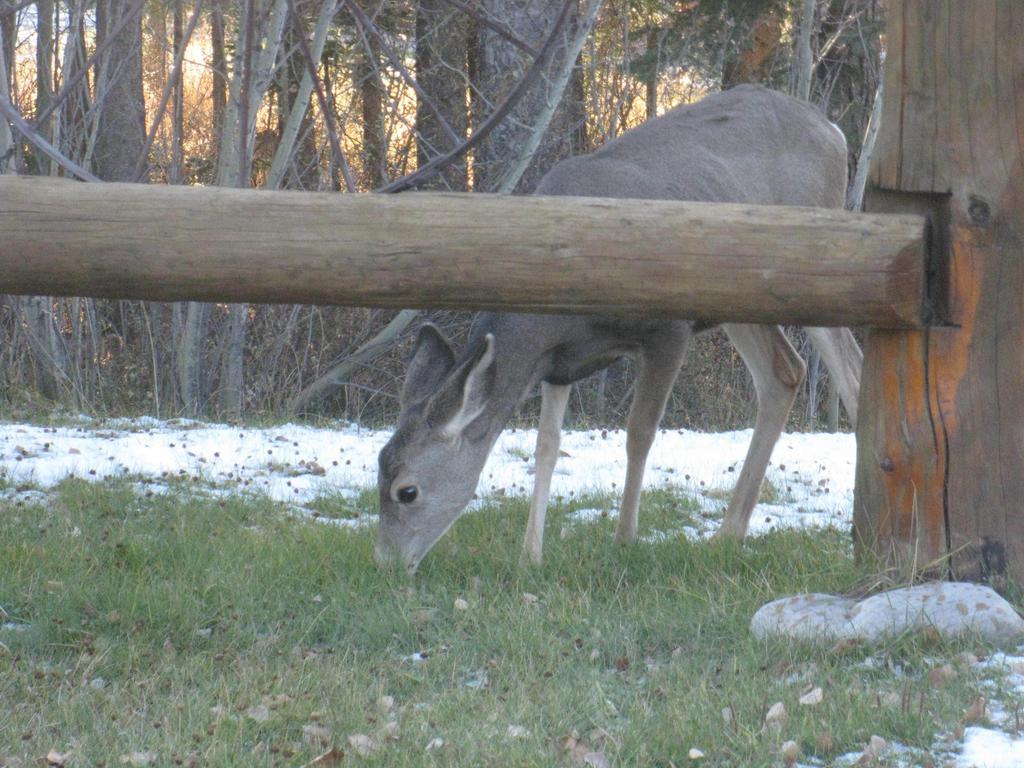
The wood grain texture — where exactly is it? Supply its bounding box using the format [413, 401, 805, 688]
[0, 176, 928, 328]
[855, 0, 1024, 586]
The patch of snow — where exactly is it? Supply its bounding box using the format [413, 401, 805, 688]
[958, 727, 1024, 768]
[567, 508, 610, 523]
[0, 419, 857, 537]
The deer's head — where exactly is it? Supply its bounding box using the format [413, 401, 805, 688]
[375, 324, 498, 571]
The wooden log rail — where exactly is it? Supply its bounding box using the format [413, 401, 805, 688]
[0, 175, 929, 329]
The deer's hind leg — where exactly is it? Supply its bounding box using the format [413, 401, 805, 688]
[716, 324, 806, 539]
[804, 326, 862, 428]
[616, 327, 692, 543]
[522, 381, 571, 566]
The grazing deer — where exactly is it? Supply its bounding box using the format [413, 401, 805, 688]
[375, 85, 862, 571]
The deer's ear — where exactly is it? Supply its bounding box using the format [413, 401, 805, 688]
[401, 324, 457, 407]
[429, 334, 496, 439]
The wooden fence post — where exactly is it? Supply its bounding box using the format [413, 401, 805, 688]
[854, 0, 1024, 586]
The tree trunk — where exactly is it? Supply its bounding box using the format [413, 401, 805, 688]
[356, 33, 384, 188]
[854, 0, 1024, 588]
[793, 0, 816, 101]
[35, 0, 54, 170]
[268, 0, 337, 190]
[0, 19, 13, 171]
[473, 0, 586, 194]
[170, 0, 184, 185]
[644, 28, 658, 120]
[93, 0, 145, 181]
[415, 0, 469, 190]
[210, 0, 228, 151]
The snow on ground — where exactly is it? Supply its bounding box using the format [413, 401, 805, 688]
[5, 416, 1024, 765]
[0, 416, 855, 536]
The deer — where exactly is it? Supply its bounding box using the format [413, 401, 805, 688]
[375, 85, 863, 572]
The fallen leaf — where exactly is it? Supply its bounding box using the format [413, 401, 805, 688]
[781, 740, 800, 766]
[454, 598, 469, 611]
[829, 637, 862, 656]
[245, 704, 270, 722]
[962, 696, 987, 724]
[301, 747, 345, 767]
[799, 686, 824, 706]
[815, 733, 834, 752]
[688, 747, 705, 759]
[44, 752, 69, 767]
[348, 733, 378, 757]
[302, 724, 332, 747]
[857, 734, 887, 764]
[119, 752, 157, 766]
[927, 664, 957, 687]
[764, 701, 787, 729]
[425, 737, 444, 751]
[382, 720, 400, 740]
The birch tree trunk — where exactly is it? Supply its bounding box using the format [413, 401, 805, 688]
[473, 0, 587, 193]
[794, 0, 815, 101]
[214, 0, 289, 416]
[0, 22, 13, 170]
[267, 0, 339, 190]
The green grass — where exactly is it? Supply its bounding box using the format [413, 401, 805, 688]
[0, 480, 1006, 766]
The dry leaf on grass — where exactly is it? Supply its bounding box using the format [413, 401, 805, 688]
[302, 724, 332, 747]
[300, 747, 345, 767]
[454, 598, 469, 611]
[799, 686, 824, 706]
[44, 752, 69, 767]
[764, 701, 788, 729]
[688, 747, 705, 759]
[425, 737, 444, 751]
[962, 696, 987, 724]
[781, 740, 800, 766]
[245, 704, 270, 722]
[347, 733, 378, 757]
[119, 752, 157, 766]
[927, 664, 957, 687]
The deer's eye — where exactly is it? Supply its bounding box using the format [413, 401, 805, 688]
[397, 486, 419, 504]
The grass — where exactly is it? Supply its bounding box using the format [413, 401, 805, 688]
[0, 480, 1009, 766]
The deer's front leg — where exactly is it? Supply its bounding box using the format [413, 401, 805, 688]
[617, 333, 690, 543]
[522, 381, 571, 566]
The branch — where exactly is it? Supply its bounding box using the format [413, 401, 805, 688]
[377, 0, 576, 193]
[343, 0, 461, 147]
[491, 0, 605, 193]
[0, 92, 99, 181]
[133, 0, 205, 182]
[285, 0, 356, 192]
[438, 0, 538, 57]
[285, 308, 419, 414]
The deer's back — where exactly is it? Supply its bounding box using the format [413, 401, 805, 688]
[535, 85, 846, 209]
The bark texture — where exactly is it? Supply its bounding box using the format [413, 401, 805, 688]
[853, 0, 1024, 587]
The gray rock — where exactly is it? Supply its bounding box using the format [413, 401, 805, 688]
[752, 582, 1024, 645]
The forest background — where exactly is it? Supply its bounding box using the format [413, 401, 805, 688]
[0, 0, 883, 430]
